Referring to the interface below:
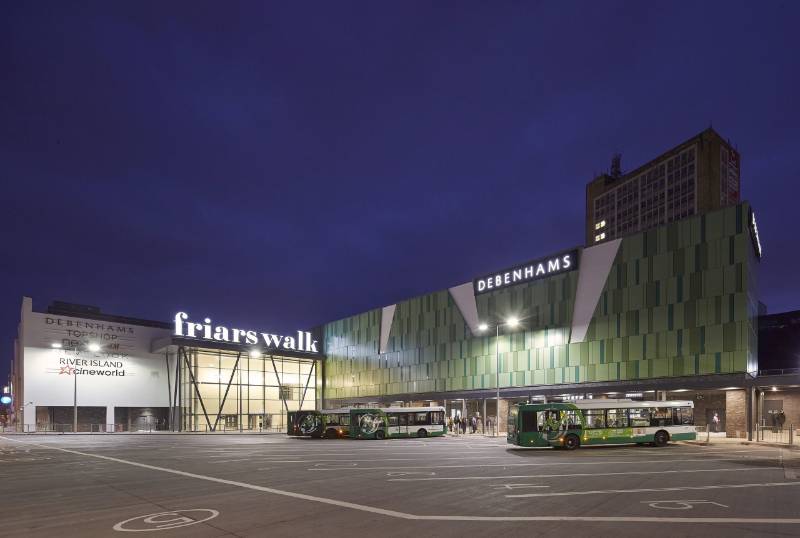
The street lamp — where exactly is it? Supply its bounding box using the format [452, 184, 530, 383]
[478, 316, 520, 436]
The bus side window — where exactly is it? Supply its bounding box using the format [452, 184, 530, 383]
[583, 410, 604, 429]
[675, 407, 693, 425]
[399, 414, 408, 426]
[650, 407, 673, 427]
[629, 408, 650, 427]
[564, 410, 582, 429]
[541, 410, 562, 430]
[606, 409, 629, 428]
[388, 416, 398, 427]
[520, 410, 537, 432]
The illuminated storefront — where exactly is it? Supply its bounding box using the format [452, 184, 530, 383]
[174, 346, 318, 432]
[11, 302, 321, 433]
[9, 201, 799, 439]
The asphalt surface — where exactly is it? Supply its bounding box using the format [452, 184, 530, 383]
[1, 433, 799, 537]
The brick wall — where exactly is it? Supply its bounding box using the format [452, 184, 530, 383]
[726, 390, 747, 438]
[692, 391, 727, 430]
[762, 389, 800, 429]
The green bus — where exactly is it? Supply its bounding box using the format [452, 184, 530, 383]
[350, 406, 446, 440]
[287, 408, 352, 438]
[507, 399, 695, 449]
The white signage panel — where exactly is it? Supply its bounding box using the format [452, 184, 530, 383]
[23, 312, 172, 411]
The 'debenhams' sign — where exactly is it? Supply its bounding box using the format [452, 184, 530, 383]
[473, 249, 579, 295]
[173, 312, 319, 353]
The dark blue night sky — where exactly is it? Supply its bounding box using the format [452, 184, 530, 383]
[2, 2, 798, 375]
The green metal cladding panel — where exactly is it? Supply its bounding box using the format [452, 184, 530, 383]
[323, 203, 759, 400]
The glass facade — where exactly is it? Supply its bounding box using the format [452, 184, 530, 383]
[323, 202, 759, 403]
[179, 348, 318, 431]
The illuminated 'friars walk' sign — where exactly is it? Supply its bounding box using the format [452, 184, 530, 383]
[173, 312, 319, 354]
[473, 250, 579, 294]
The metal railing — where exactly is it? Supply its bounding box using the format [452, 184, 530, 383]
[89, 423, 122, 433]
[29, 423, 73, 433]
[182, 424, 286, 433]
[14, 422, 286, 434]
[755, 423, 795, 445]
[757, 368, 800, 376]
[694, 424, 711, 442]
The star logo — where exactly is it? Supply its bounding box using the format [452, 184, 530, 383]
[59, 366, 75, 375]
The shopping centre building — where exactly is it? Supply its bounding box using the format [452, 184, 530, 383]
[10, 301, 321, 433]
[7, 128, 800, 437]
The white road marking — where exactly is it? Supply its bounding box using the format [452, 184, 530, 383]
[491, 484, 550, 490]
[113, 509, 219, 532]
[3, 436, 798, 526]
[388, 466, 779, 481]
[505, 481, 800, 498]
[311, 456, 775, 471]
[267, 455, 513, 464]
[641, 500, 728, 510]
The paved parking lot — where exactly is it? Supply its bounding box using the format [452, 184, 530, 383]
[1, 433, 799, 537]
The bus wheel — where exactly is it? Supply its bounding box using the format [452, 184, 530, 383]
[653, 430, 669, 447]
[564, 434, 580, 450]
[375, 430, 386, 440]
[325, 428, 337, 439]
[417, 429, 427, 438]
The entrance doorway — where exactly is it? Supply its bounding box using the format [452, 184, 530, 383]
[248, 414, 266, 431]
[220, 415, 238, 430]
[763, 399, 784, 428]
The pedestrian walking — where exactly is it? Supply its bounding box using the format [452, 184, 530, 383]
[712, 412, 720, 433]
[777, 410, 786, 431]
[471, 416, 477, 434]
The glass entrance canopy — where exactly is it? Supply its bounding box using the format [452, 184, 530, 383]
[176, 346, 318, 432]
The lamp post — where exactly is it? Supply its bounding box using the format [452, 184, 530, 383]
[478, 317, 519, 436]
[73, 367, 77, 433]
[72, 342, 101, 433]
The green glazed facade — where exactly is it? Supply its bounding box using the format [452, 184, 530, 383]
[322, 202, 760, 402]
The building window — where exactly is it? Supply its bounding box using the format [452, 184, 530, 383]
[279, 386, 294, 401]
[595, 232, 606, 242]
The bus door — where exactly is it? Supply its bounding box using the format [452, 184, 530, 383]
[539, 409, 564, 443]
[387, 413, 399, 436]
[398, 413, 409, 436]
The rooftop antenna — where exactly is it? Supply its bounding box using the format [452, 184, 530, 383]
[610, 153, 622, 178]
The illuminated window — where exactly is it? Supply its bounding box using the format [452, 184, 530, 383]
[594, 232, 606, 242]
[594, 220, 607, 230]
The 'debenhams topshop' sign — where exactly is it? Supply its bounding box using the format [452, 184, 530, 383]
[173, 312, 319, 353]
[473, 250, 579, 295]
